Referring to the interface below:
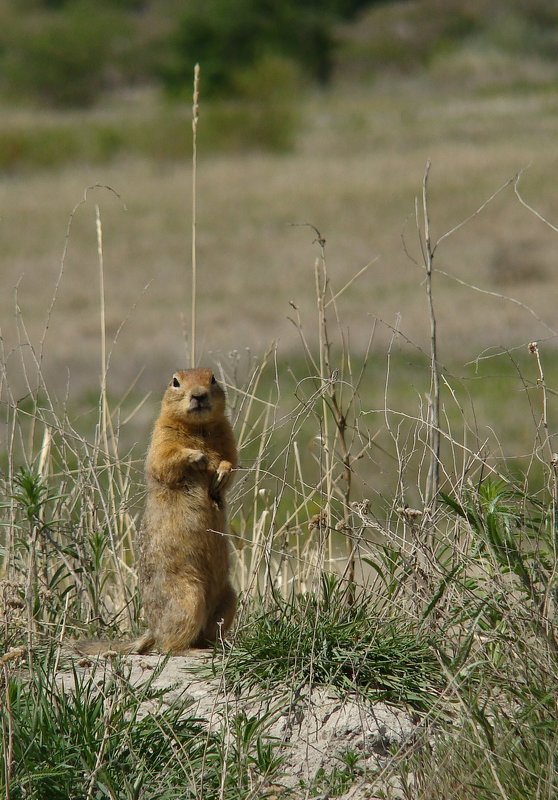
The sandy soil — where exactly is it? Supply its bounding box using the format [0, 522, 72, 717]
[65, 651, 424, 798]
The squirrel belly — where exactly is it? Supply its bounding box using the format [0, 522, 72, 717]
[137, 368, 238, 653]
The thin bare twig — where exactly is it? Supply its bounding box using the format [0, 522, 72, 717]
[514, 168, 558, 234]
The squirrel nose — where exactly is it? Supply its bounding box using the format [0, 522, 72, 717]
[189, 387, 210, 411]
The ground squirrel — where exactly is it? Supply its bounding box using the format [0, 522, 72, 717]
[77, 368, 238, 656]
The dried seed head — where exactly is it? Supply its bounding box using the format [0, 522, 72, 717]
[351, 498, 371, 515]
[396, 506, 423, 521]
[308, 512, 327, 532]
[528, 341, 539, 354]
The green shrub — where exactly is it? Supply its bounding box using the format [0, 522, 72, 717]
[157, 0, 357, 98]
[202, 56, 302, 153]
[1, 2, 129, 107]
[0, 85, 300, 172]
[0, 126, 83, 171]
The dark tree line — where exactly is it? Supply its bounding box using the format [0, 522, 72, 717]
[0, 0, 377, 107]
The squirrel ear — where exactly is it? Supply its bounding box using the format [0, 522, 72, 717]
[172, 375, 181, 388]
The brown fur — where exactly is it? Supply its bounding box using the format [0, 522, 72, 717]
[76, 368, 238, 657]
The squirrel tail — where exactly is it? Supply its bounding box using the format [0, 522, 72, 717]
[73, 631, 155, 657]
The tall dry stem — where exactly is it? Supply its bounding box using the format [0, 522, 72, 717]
[304, 226, 371, 601]
[94, 204, 132, 622]
[191, 63, 200, 368]
[95, 205, 108, 454]
[420, 160, 440, 511]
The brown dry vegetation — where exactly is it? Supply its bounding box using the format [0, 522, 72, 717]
[2, 68, 558, 525]
[2, 78, 558, 401]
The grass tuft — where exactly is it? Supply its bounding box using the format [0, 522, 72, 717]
[1, 647, 284, 799]
[219, 574, 443, 711]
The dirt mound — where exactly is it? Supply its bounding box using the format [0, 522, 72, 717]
[69, 652, 425, 798]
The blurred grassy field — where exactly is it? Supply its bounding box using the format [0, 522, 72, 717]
[1, 68, 558, 484]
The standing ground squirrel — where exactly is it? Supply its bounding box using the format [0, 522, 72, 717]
[77, 368, 238, 656]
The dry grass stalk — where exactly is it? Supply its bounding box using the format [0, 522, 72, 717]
[420, 160, 441, 512]
[191, 63, 200, 368]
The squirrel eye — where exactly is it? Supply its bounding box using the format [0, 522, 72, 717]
[172, 376, 180, 388]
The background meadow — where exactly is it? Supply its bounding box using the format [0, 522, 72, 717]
[1, 1, 558, 798]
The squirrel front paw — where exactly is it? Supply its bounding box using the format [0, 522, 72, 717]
[184, 449, 208, 469]
[214, 460, 233, 490]
[209, 461, 233, 507]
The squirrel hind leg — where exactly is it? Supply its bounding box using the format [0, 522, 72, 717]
[152, 586, 208, 654]
[193, 583, 237, 647]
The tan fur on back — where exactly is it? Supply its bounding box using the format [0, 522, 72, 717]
[75, 368, 238, 657]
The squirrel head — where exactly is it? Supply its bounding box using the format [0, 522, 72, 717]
[162, 368, 227, 424]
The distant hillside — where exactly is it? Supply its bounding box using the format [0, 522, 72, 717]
[336, 0, 558, 87]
